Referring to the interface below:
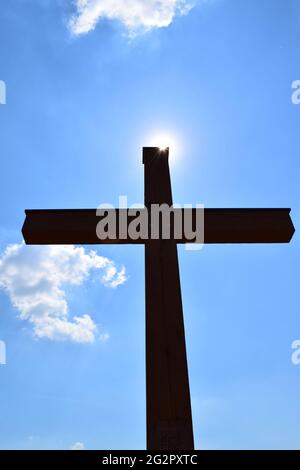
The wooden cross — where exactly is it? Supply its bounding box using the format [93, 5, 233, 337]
[22, 147, 295, 450]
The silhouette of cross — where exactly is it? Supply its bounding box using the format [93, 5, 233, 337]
[22, 147, 295, 450]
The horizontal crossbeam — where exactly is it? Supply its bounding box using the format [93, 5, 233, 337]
[22, 208, 295, 245]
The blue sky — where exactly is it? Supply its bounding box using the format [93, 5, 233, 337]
[0, 0, 299, 450]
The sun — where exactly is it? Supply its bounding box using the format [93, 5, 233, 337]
[143, 132, 181, 166]
[148, 134, 176, 152]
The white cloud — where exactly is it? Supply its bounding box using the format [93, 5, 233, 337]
[102, 264, 127, 288]
[69, 0, 195, 36]
[0, 243, 127, 343]
[70, 441, 85, 450]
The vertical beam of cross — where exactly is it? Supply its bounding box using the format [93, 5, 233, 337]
[143, 147, 194, 450]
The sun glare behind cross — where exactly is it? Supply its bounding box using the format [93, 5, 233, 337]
[147, 134, 179, 156]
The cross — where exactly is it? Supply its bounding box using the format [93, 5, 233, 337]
[22, 147, 295, 450]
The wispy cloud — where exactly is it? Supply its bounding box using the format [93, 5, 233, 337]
[70, 441, 85, 450]
[69, 0, 195, 36]
[0, 243, 127, 343]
